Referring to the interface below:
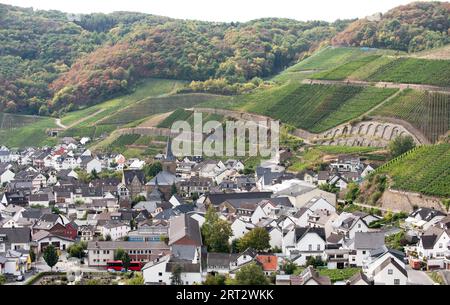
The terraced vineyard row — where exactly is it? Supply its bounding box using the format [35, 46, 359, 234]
[366, 57, 450, 87]
[157, 109, 225, 129]
[288, 47, 400, 72]
[371, 89, 450, 142]
[375, 144, 450, 197]
[100, 94, 229, 126]
[312, 55, 382, 80]
[256, 84, 396, 133]
[0, 112, 43, 129]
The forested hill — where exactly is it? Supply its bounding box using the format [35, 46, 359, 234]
[0, 2, 449, 116]
[0, 3, 349, 114]
[332, 1, 450, 52]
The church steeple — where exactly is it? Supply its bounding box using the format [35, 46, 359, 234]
[165, 137, 175, 161]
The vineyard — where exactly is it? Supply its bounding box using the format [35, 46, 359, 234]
[287, 47, 400, 72]
[157, 109, 193, 128]
[0, 115, 57, 148]
[375, 144, 450, 197]
[312, 55, 382, 80]
[371, 89, 450, 143]
[249, 84, 396, 133]
[157, 108, 226, 129]
[366, 57, 450, 87]
[0, 113, 43, 129]
[100, 94, 228, 126]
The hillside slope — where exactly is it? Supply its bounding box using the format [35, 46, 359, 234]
[375, 144, 450, 197]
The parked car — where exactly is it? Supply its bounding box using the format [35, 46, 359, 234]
[16, 275, 25, 282]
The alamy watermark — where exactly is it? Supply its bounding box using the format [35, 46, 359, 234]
[170, 112, 279, 158]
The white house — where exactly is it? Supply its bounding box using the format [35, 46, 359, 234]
[283, 227, 326, 265]
[86, 158, 102, 174]
[230, 217, 254, 242]
[416, 226, 450, 260]
[304, 197, 336, 213]
[332, 212, 369, 239]
[371, 257, 408, 285]
[142, 255, 202, 285]
[349, 232, 385, 267]
[99, 222, 130, 240]
[0, 169, 15, 185]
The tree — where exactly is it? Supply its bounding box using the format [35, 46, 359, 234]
[319, 183, 339, 193]
[282, 259, 298, 275]
[345, 182, 360, 203]
[114, 248, 126, 260]
[29, 249, 36, 263]
[122, 252, 131, 271]
[203, 273, 227, 285]
[67, 242, 87, 259]
[171, 183, 177, 195]
[235, 263, 269, 285]
[237, 227, 270, 252]
[143, 162, 162, 179]
[201, 206, 232, 252]
[132, 195, 146, 206]
[0, 274, 6, 285]
[43, 245, 59, 271]
[389, 135, 416, 158]
[127, 273, 144, 285]
[105, 234, 112, 241]
[114, 248, 131, 270]
[170, 264, 183, 285]
[305, 256, 325, 268]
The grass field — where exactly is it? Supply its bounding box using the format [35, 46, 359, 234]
[375, 144, 450, 197]
[366, 57, 450, 87]
[370, 89, 450, 143]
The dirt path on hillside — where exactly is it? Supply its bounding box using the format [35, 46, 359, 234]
[56, 108, 106, 130]
[302, 79, 450, 94]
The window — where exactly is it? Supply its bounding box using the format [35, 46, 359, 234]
[308, 244, 312, 251]
[158, 272, 162, 276]
[439, 243, 443, 249]
[388, 269, 393, 275]
[394, 279, 400, 285]
[362, 250, 366, 255]
[357, 224, 361, 228]
[316, 244, 320, 251]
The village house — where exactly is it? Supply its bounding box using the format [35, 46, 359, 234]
[87, 241, 170, 266]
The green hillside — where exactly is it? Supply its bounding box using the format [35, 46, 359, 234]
[157, 109, 225, 129]
[375, 144, 450, 197]
[205, 83, 396, 133]
[366, 57, 450, 87]
[100, 94, 229, 126]
[370, 89, 450, 143]
[0, 115, 57, 148]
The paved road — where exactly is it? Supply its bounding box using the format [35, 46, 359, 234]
[406, 266, 435, 285]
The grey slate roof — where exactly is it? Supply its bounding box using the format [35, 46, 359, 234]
[295, 227, 326, 243]
[207, 192, 272, 206]
[0, 227, 32, 244]
[354, 232, 385, 250]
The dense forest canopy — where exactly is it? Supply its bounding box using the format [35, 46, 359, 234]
[332, 1, 450, 52]
[0, 1, 449, 115]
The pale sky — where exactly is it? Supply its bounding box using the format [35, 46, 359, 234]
[0, 0, 426, 22]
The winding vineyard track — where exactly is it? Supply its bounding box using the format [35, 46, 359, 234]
[56, 108, 106, 130]
[302, 79, 450, 94]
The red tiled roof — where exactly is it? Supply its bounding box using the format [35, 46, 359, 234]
[256, 255, 278, 271]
